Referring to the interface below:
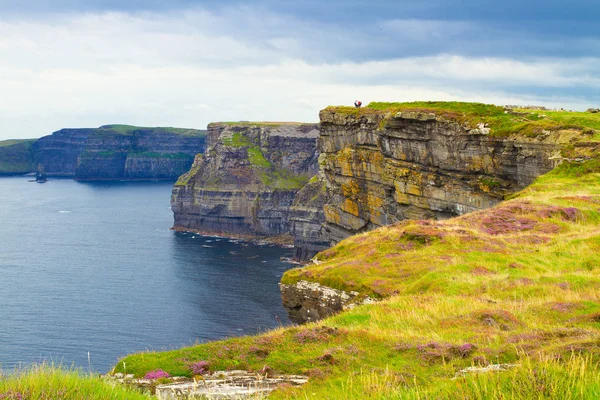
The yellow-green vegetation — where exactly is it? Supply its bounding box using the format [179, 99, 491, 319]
[0, 364, 149, 399]
[0, 139, 36, 174]
[115, 154, 600, 398]
[221, 131, 310, 190]
[327, 102, 600, 138]
[174, 157, 203, 186]
[99, 124, 205, 137]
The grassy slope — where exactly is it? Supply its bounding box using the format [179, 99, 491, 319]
[116, 118, 600, 398]
[0, 139, 36, 174]
[0, 365, 149, 399]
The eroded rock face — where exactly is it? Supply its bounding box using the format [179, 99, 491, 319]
[318, 109, 564, 244]
[279, 280, 374, 324]
[31, 126, 206, 180]
[289, 177, 331, 260]
[171, 123, 320, 239]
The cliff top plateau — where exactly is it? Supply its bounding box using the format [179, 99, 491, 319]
[326, 101, 600, 138]
[112, 102, 600, 399]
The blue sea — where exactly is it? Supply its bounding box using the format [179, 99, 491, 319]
[0, 177, 293, 373]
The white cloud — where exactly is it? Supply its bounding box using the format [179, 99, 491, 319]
[0, 10, 598, 139]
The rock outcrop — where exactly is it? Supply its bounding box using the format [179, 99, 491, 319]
[318, 109, 564, 245]
[30, 125, 206, 180]
[279, 280, 374, 324]
[171, 123, 320, 240]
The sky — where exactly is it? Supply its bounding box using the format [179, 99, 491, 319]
[1, 0, 599, 139]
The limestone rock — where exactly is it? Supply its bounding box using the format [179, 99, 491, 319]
[279, 280, 374, 324]
[317, 108, 564, 246]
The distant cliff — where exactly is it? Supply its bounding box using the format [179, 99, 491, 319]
[30, 125, 205, 180]
[171, 122, 319, 242]
[0, 139, 36, 175]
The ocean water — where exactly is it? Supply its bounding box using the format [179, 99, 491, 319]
[0, 177, 293, 373]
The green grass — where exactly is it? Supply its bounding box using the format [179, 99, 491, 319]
[325, 102, 600, 138]
[0, 139, 36, 174]
[222, 132, 253, 147]
[0, 364, 149, 399]
[219, 131, 309, 189]
[116, 152, 600, 398]
[99, 125, 206, 137]
[0, 139, 37, 147]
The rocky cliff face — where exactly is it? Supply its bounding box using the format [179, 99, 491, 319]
[318, 109, 564, 245]
[31, 125, 205, 180]
[171, 123, 320, 239]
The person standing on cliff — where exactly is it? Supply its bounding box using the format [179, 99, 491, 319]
[354, 100, 362, 108]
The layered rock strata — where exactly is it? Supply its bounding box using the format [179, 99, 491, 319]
[31, 125, 205, 180]
[318, 109, 564, 244]
[171, 123, 320, 240]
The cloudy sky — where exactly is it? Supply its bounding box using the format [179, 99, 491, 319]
[1, 0, 599, 139]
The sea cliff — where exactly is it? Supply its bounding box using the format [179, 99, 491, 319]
[171, 122, 319, 240]
[317, 106, 566, 246]
[30, 124, 205, 180]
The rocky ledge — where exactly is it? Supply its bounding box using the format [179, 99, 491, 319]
[111, 371, 308, 400]
[279, 280, 375, 324]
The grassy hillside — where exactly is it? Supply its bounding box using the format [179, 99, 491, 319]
[0, 139, 36, 174]
[0, 365, 150, 399]
[114, 154, 600, 397]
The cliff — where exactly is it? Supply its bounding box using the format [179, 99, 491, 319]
[171, 122, 319, 239]
[318, 105, 569, 246]
[30, 125, 206, 180]
[0, 139, 36, 175]
[282, 102, 599, 322]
